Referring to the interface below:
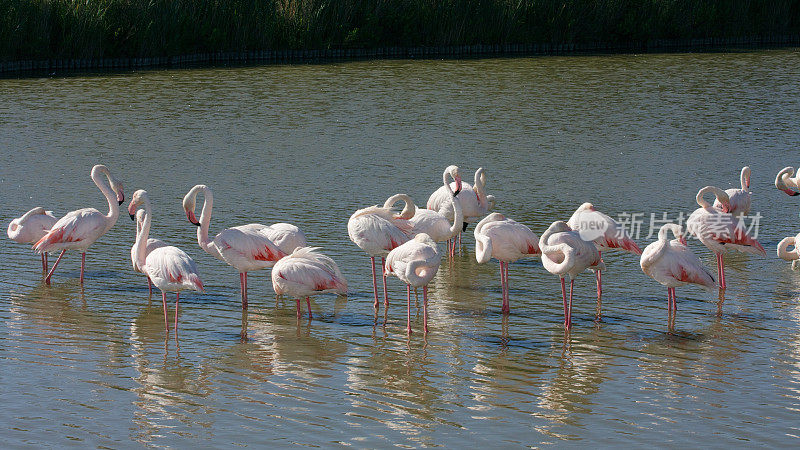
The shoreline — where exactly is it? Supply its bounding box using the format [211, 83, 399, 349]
[2, 34, 798, 78]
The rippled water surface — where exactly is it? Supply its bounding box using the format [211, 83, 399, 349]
[2, 49, 800, 447]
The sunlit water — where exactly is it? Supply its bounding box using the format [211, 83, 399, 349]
[2, 49, 800, 446]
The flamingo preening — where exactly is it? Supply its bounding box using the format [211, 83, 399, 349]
[7, 207, 58, 272]
[539, 221, 604, 330]
[129, 190, 203, 332]
[183, 184, 288, 309]
[347, 200, 412, 308]
[640, 224, 716, 312]
[271, 247, 347, 318]
[686, 186, 766, 289]
[777, 233, 800, 270]
[567, 202, 641, 304]
[384, 233, 442, 334]
[427, 166, 495, 249]
[474, 212, 540, 314]
[33, 164, 125, 285]
[775, 167, 800, 196]
[713, 166, 751, 215]
[383, 166, 464, 257]
[131, 209, 167, 296]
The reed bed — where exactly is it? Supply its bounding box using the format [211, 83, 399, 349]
[2, 0, 799, 61]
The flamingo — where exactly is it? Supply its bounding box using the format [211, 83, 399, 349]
[33, 164, 125, 285]
[271, 247, 347, 318]
[777, 233, 800, 270]
[183, 184, 287, 309]
[131, 209, 167, 296]
[384, 233, 442, 334]
[241, 222, 308, 255]
[129, 190, 204, 332]
[567, 202, 642, 302]
[713, 166, 751, 215]
[539, 221, 604, 329]
[382, 166, 464, 257]
[474, 212, 541, 314]
[686, 186, 766, 289]
[7, 207, 57, 272]
[427, 166, 495, 248]
[640, 224, 716, 312]
[775, 167, 800, 196]
[347, 200, 412, 308]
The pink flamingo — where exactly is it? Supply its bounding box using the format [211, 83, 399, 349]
[131, 209, 167, 296]
[713, 166, 751, 215]
[271, 247, 347, 318]
[775, 167, 800, 196]
[384, 233, 442, 334]
[474, 212, 540, 314]
[427, 166, 495, 249]
[383, 166, 464, 257]
[686, 186, 766, 289]
[640, 224, 716, 312]
[129, 190, 204, 332]
[7, 207, 57, 272]
[347, 201, 412, 308]
[33, 164, 125, 285]
[183, 184, 287, 309]
[242, 222, 308, 255]
[539, 221, 604, 330]
[567, 202, 641, 301]
[777, 233, 800, 270]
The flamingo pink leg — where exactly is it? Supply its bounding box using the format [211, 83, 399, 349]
[720, 254, 726, 289]
[44, 249, 67, 285]
[161, 291, 169, 332]
[370, 256, 379, 308]
[667, 287, 673, 311]
[306, 297, 312, 318]
[567, 279, 575, 329]
[80, 252, 86, 284]
[561, 277, 568, 327]
[423, 285, 429, 333]
[406, 284, 412, 334]
[240, 272, 248, 309]
[174, 292, 180, 331]
[458, 232, 462, 255]
[45, 252, 48, 272]
[295, 298, 301, 318]
[381, 257, 388, 307]
[596, 251, 602, 300]
[147, 276, 153, 296]
[505, 262, 511, 314]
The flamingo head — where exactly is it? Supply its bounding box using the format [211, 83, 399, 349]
[678, 235, 688, 246]
[183, 193, 200, 226]
[742, 166, 751, 190]
[127, 189, 148, 220]
[446, 165, 462, 196]
[110, 178, 125, 205]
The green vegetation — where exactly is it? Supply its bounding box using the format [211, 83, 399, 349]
[2, 0, 799, 61]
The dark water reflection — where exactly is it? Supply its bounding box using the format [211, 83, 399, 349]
[2, 49, 800, 446]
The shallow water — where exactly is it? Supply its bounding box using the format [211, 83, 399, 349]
[2, 49, 800, 447]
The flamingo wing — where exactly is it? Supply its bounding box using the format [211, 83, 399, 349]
[33, 208, 106, 252]
[145, 246, 204, 292]
[214, 227, 286, 267]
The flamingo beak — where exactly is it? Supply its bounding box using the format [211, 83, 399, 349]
[127, 201, 137, 220]
[782, 188, 800, 196]
[679, 236, 688, 246]
[187, 209, 200, 226]
[117, 190, 125, 205]
[454, 176, 462, 196]
[745, 175, 750, 190]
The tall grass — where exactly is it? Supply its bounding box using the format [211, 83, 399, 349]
[2, 0, 799, 61]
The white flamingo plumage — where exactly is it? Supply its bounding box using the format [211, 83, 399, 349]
[713, 166, 751, 215]
[567, 202, 642, 301]
[384, 233, 442, 334]
[539, 221, 604, 329]
[131, 209, 167, 296]
[640, 224, 716, 312]
[474, 212, 540, 314]
[686, 186, 766, 289]
[775, 166, 800, 196]
[129, 190, 204, 332]
[427, 166, 495, 248]
[347, 201, 412, 308]
[7, 207, 58, 272]
[33, 164, 125, 285]
[271, 247, 347, 318]
[383, 166, 464, 257]
[183, 184, 288, 309]
[241, 222, 308, 255]
[777, 233, 800, 270]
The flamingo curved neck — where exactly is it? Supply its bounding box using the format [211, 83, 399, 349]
[696, 186, 728, 209]
[778, 236, 798, 261]
[740, 168, 749, 191]
[91, 165, 119, 226]
[473, 168, 488, 206]
[445, 170, 464, 237]
[404, 259, 428, 286]
[383, 194, 415, 219]
[134, 199, 152, 269]
[19, 207, 47, 222]
[658, 224, 682, 242]
[195, 186, 218, 256]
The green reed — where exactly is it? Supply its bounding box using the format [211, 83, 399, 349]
[2, 0, 798, 60]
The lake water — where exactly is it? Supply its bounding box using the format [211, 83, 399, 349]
[2, 49, 800, 447]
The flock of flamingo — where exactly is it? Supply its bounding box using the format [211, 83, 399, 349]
[8, 164, 800, 334]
